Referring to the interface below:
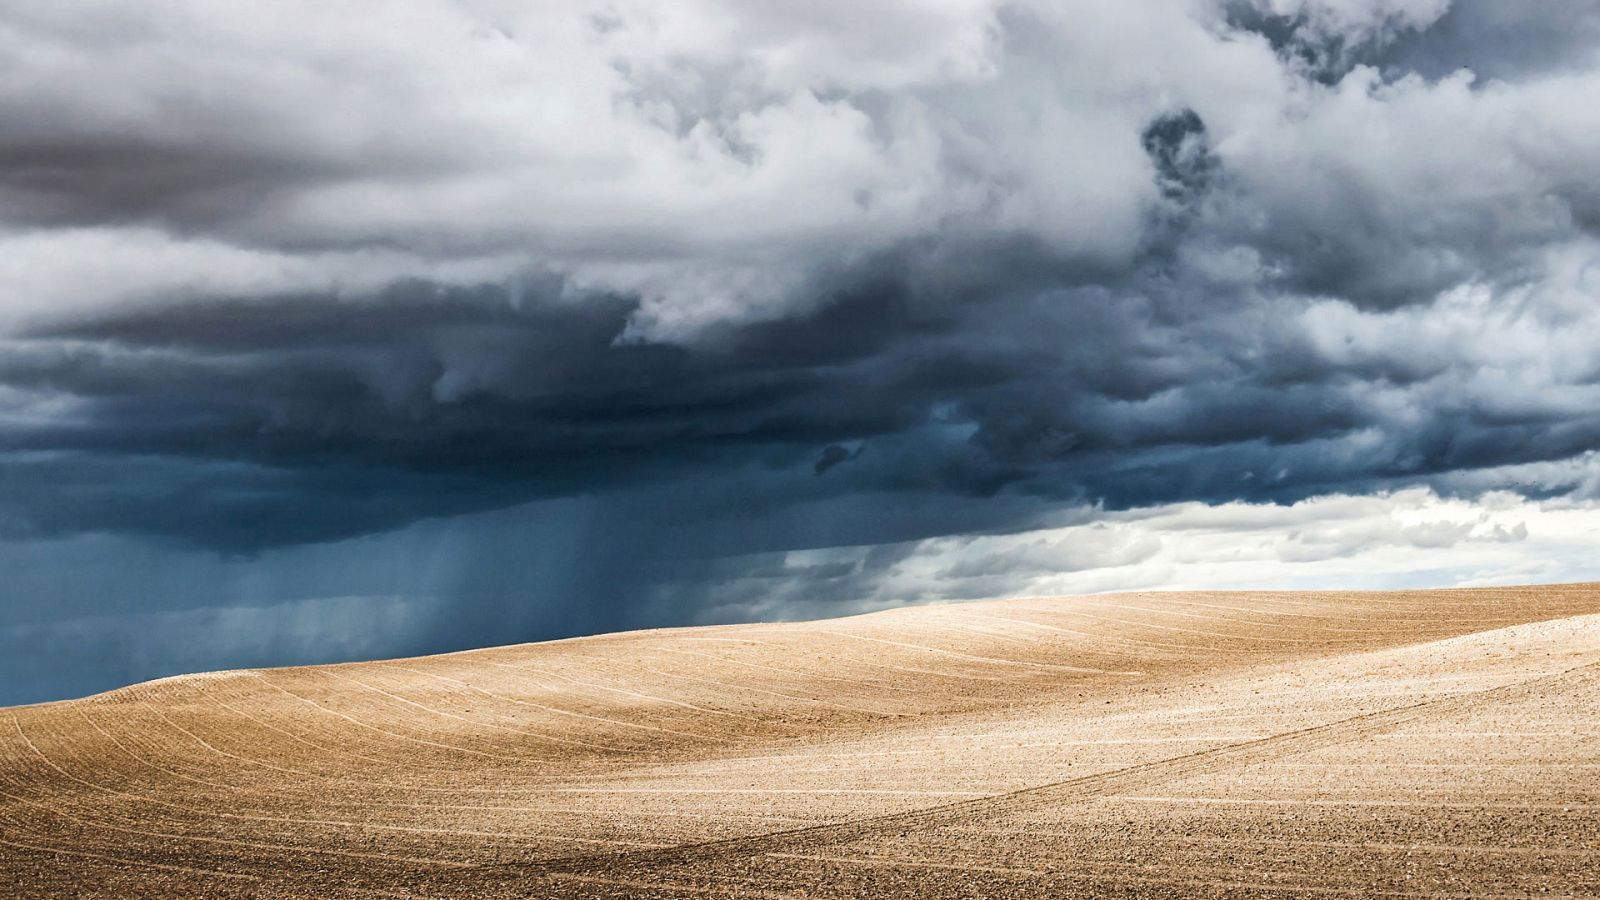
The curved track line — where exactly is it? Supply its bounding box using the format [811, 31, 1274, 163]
[324, 670, 641, 754]
[1064, 600, 1382, 643]
[8, 716, 660, 852]
[958, 828, 1600, 858]
[911, 618, 1177, 664]
[619, 658, 902, 718]
[253, 677, 520, 761]
[939, 610, 1276, 656]
[1104, 795, 1600, 811]
[389, 663, 722, 742]
[760, 851, 1454, 898]
[203, 694, 478, 773]
[480, 658, 1600, 877]
[494, 661, 760, 722]
[76, 701, 648, 800]
[0, 782, 473, 870]
[533, 870, 806, 899]
[678, 637, 1016, 682]
[818, 631, 1146, 676]
[1124, 596, 1475, 632]
[0, 834, 261, 883]
[652, 647, 925, 697]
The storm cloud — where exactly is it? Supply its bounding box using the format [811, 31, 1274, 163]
[4, 0, 1600, 702]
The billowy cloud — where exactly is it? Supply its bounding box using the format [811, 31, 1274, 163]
[643, 488, 1600, 626]
[3, 0, 1600, 701]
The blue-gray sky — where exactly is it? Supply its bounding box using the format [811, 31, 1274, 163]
[4, 0, 1600, 704]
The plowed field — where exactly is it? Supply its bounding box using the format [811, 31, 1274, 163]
[5, 585, 1600, 897]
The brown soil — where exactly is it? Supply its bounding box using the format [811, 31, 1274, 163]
[4, 585, 1600, 897]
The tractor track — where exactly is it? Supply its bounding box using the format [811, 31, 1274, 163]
[481, 658, 1600, 879]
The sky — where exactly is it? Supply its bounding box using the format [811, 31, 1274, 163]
[4, 0, 1600, 704]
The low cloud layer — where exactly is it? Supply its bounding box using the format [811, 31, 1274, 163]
[3, 1, 1600, 702]
[7, 485, 1595, 705]
[654, 488, 1600, 625]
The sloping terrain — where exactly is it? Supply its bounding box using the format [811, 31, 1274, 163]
[3, 585, 1600, 898]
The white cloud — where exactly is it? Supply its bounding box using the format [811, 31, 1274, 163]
[666, 488, 1600, 624]
[4, 1, 1598, 340]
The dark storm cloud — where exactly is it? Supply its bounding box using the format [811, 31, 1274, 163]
[814, 445, 862, 476]
[1141, 110, 1220, 207]
[4, 1, 1600, 703]
[6, 233, 1599, 554]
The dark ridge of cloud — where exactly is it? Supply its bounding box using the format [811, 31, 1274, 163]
[0, 3, 1599, 689]
[5, 228, 1600, 555]
[813, 444, 855, 476]
[1141, 109, 1220, 205]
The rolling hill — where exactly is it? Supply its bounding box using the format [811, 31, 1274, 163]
[4, 585, 1600, 897]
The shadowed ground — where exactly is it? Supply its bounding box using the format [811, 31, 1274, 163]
[4, 585, 1600, 897]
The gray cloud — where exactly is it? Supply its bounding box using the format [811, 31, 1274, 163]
[3, 0, 1600, 702]
[1379, 0, 1600, 80]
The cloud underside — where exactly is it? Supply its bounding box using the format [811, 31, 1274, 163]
[3, 0, 1600, 556]
[5, 485, 1596, 705]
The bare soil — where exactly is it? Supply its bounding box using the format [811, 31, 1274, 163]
[4, 585, 1600, 897]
